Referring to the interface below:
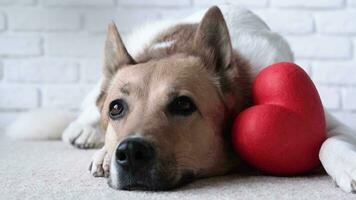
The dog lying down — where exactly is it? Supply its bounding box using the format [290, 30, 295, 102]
[6, 6, 356, 192]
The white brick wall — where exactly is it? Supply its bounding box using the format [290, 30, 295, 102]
[41, 85, 93, 109]
[4, 58, 79, 83]
[45, 34, 104, 57]
[0, 86, 39, 109]
[287, 36, 352, 59]
[9, 8, 81, 31]
[40, 0, 115, 7]
[254, 10, 314, 34]
[0, 36, 42, 56]
[0, 0, 355, 130]
[270, 0, 344, 8]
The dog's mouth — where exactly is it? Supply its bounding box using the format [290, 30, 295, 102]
[109, 178, 174, 191]
[121, 183, 150, 191]
[108, 163, 195, 191]
[116, 172, 195, 191]
[107, 144, 197, 191]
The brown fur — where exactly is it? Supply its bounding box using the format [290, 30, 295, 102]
[97, 6, 252, 190]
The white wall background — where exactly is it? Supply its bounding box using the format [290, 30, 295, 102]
[0, 0, 355, 130]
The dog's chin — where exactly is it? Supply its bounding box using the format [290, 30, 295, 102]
[108, 165, 195, 191]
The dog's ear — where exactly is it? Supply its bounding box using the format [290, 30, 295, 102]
[104, 22, 136, 78]
[193, 6, 251, 114]
[193, 6, 233, 72]
[97, 22, 135, 115]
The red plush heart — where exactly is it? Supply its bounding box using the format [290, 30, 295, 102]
[232, 62, 326, 175]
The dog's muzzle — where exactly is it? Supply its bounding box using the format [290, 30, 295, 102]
[112, 138, 159, 190]
[109, 138, 194, 190]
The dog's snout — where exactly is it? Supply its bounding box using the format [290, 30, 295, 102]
[115, 138, 155, 171]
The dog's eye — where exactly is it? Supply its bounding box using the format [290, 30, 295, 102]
[168, 96, 197, 116]
[109, 99, 127, 119]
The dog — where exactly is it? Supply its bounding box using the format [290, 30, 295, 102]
[7, 6, 356, 192]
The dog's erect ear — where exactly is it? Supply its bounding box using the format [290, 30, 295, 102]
[193, 7, 251, 114]
[104, 22, 136, 78]
[97, 22, 135, 117]
[193, 6, 233, 72]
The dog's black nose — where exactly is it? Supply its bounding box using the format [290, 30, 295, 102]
[115, 138, 155, 171]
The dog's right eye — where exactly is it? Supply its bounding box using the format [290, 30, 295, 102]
[109, 99, 127, 120]
[168, 96, 197, 116]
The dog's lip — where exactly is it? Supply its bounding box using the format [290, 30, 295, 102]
[121, 183, 150, 191]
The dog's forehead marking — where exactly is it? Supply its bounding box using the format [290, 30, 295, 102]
[151, 40, 175, 50]
[120, 83, 130, 95]
[112, 65, 153, 97]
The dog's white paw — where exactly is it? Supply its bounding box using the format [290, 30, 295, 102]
[320, 137, 356, 193]
[62, 121, 104, 149]
[331, 161, 356, 193]
[89, 147, 111, 178]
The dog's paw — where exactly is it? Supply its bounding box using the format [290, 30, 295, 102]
[89, 147, 111, 178]
[320, 137, 356, 193]
[62, 121, 104, 149]
[331, 162, 356, 193]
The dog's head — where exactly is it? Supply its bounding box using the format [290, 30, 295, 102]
[97, 6, 250, 190]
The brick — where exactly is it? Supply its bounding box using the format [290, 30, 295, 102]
[271, 0, 344, 8]
[157, 7, 201, 19]
[255, 11, 314, 34]
[0, 112, 20, 130]
[81, 59, 102, 83]
[0, 62, 3, 81]
[83, 9, 118, 33]
[354, 39, 356, 58]
[312, 61, 356, 85]
[84, 8, 161, 33]
[286, 36, 351, 59]
[9, 8, 81, 31]
[332, 111, 356, 130]
[0, 0, 35, 5]
[0, 36, 42, 56]
[41, 85, 92, 109]
[348, 0, 356, 6]
[0, 86, 39, 109]
[315, 11, 356, 34]
[193, 0, 268, 7]
[0, 12, 5, 31]
[342, 88, 356, 110]
[4, 58, 79, 83]
[40, 0, 114, 6]
[45, 34, 104, 57]
[316, 85, 340, 109]
[118, 0, 191, 7]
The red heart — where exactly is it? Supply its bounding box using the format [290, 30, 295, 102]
[232, 62, 326, 175]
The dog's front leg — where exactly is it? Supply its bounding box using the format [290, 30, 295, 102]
[320, 110, 356, 193]
[62, 81, 104, 149]
[89, 146, 111, 177]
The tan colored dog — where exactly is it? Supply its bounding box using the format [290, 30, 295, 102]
[8, 5, 356, 193]
[96, 7, 252, 190]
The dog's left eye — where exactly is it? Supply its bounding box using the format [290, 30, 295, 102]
[168, 96, 197, 116]
[109, 99, 127, 120]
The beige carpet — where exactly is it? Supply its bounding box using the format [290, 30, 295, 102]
[0, 138, 354, 200]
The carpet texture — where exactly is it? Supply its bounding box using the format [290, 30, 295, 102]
[0, 139, 354, 200]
